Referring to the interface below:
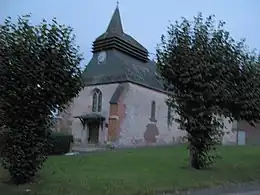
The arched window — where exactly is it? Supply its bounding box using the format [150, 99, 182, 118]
[92, 88, 102, 112]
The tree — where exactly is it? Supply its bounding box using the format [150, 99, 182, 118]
[0, 15, 84, 184]
[156, 13, 260, 169]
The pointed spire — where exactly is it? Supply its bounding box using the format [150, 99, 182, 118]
[106, 3, 123, 35]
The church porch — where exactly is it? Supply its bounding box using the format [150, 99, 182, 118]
[73, 113, 106, 149]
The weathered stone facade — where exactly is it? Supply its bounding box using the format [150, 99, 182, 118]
[56, 82, 237, 148]
[119, 83, 186, 146]
[70, 84, 118, 145]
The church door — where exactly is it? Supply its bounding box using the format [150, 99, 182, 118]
[87, 122, 99, 144]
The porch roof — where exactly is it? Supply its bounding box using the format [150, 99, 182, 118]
[74, 113, 105, 121]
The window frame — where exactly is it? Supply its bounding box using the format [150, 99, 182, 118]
[92, 88, 102, 112]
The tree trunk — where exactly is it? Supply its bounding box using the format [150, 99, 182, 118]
[189, 142, 200, 169]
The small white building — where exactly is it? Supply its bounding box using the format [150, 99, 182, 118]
[56, 6, 237, 148]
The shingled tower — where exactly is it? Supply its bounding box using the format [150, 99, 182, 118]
[82, 5, 163, 91]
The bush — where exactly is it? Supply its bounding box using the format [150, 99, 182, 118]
[1, 15, 83, 184]
[49, 132, 74, 155]
[0, 127, 8, 157]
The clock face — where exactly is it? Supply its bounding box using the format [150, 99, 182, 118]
[98, 51, 106, 63]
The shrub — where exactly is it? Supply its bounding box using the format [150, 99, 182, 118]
[0, 127, 8, 157]
[1, 15, 83, 184]
[0, 136, 4, 157]
[49, 132, 74, 155]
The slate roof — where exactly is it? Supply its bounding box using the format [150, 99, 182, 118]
[82, 5, 165, 92]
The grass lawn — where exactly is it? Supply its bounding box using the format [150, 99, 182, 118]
[1, 145, 260, 195]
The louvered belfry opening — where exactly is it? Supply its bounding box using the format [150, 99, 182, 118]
[92, 6, 149, 62]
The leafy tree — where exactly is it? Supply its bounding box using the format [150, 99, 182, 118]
[0, 15, 83, 184]
[156, 13, 260, 169]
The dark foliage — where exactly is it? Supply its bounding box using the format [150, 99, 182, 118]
[0, 126, 8, 157]
[0, 15, 83, 184]
[156, 13, 260, 169]
[49, 132, 74, 155]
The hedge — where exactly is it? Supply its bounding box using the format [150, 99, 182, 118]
[49, 131, 74, 155]
[1, 129, 74, 156]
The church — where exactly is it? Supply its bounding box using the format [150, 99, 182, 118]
[56, 6, 238, 148]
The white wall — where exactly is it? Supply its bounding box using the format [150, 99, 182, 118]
[70, 83, 119, 144]
[120, 83, 236, 146]
[222, 119, 237, 145]
[120, 83, 185, 146]
[67, 82, 237, 147]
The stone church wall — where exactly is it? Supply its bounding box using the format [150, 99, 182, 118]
[54, 104, 73, 133]
[119, 83, 186, 146]
[119, 83, 236, 147]
[68, 83, 119, 145]
[56, 82, 236, 147]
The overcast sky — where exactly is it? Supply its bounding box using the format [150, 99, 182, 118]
[1, 0, 259, 68]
